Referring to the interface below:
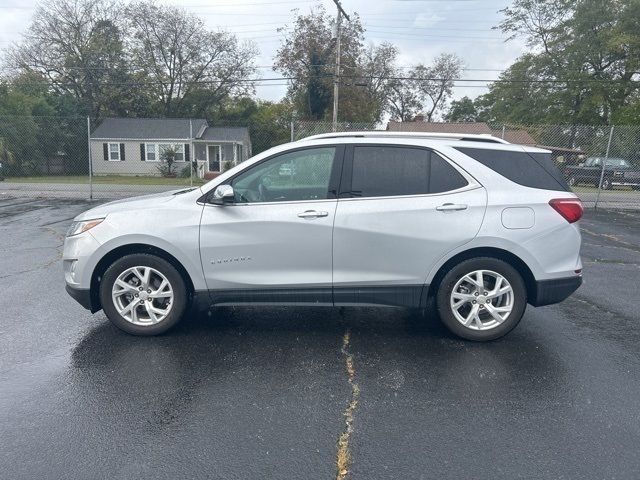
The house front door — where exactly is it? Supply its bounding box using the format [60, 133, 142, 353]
[208, 145, 221, 171]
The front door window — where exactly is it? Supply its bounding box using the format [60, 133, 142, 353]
[231, 147, 336, 203]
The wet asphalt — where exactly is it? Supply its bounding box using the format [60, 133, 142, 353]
[1, 198, 639, 479]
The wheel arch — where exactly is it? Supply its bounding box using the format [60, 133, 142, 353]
[425, 246, 536, 305]
[89, 243, 196, 313]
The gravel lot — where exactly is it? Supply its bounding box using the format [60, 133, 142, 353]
[1, 198, 639, 479]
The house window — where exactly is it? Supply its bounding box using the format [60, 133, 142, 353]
[175, 144, 184, 161]
[146, 143, 157, 161]
[109, 143, 120, 161]
[145, 143, 184, 162]
[158, 143, 185, 162]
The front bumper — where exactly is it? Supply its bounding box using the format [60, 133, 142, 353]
[65, 285, 97, 312]
[529, 276, 582, 307]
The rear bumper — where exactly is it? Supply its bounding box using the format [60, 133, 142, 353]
[65, 285, 96, 312]
[529, 276, 582, 307]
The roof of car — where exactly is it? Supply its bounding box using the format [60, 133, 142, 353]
[300, 131, 510, 144]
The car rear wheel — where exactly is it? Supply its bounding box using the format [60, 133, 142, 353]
[436, 257, 527, 341]
[100, 253, 188, 335]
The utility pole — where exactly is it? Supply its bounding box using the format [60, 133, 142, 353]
[331, 0, 349, 132]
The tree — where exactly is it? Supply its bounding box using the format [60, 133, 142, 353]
[209, 97, 294, 154]
[275, 6, 360, 120]
[410, 53, 464, 122]
[7, 0, 138, 120]
[444, 96, 479, 122]
[274, 6, 398, 123]
[157, 145, 178, 177]
[126, 1, 258, 116]
[386, 80, 421, 121]
[487, 0, 640, 125]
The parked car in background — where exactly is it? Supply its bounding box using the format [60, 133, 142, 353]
[63, 132, 583, 342]
[565, 157, 640, 190]
[0, 161, 4, 181]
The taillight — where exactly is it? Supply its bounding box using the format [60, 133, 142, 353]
[549, 198, 583, 223]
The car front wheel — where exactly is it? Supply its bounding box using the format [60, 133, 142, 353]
[100, 253, 188, 335]
[436, 257, 527, 341]
[600, 177, 613, 190]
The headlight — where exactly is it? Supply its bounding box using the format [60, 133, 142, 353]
[66, 218, 104, 237]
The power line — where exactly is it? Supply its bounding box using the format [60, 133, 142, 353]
[365, 29, 506, 40]
[2, 73, 637, 88]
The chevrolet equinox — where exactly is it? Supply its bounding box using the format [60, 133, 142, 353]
[63, 132, 583, 341]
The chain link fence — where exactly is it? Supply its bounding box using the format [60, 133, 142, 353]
[0, 115, 639, 208]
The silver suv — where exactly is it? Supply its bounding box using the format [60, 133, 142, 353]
[63, 132, 583, 341]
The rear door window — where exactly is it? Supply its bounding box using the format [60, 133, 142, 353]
[455, 147, 570, 191]
[349, 146, 468, 198]
[429, 153, 469, 193]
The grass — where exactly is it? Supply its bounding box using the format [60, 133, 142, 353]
[5, 175, 206, 186]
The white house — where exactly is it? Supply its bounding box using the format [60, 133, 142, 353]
[90, 117, 252, 177]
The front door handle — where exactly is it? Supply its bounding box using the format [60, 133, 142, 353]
[298, 210, 329, 218]
[436, 203, 468, 212]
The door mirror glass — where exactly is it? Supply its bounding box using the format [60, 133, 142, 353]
[210, 184, 235, 205]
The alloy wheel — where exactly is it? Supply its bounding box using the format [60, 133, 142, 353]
[450, 269, 514, 331]
[111, 266, 174, 325]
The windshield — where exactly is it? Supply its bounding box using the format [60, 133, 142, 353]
[586, 157, 630, 168]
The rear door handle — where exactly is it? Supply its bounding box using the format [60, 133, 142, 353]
[436, 203, 468, 212]
[298, 210, 329, 218]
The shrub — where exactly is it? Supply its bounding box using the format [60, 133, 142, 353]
[156, 146, 178, 177]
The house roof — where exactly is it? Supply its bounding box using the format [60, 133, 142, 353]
[387, 121, 493, 135]
[92, 118, 208, 140]
[386, 121, 542, 146]
[198, 126, 250, 143]
[490, 129, 537, 145]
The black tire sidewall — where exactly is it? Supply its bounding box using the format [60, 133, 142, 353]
[436, 257, 527, 341]
[100, 253, 188, 335]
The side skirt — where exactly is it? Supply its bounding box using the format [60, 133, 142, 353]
[205, 285, 429, 308]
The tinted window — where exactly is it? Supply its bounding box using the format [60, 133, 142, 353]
[231, 147, 335, 203]
[352, 147, 428, 197]
[455, 147, 570, 191]
[587, 157, 630, 168]
[429, 153, 469, 193]
[350, 147, 467, 198]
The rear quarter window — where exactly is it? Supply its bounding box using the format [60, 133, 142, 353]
[455, 147, 570, 191]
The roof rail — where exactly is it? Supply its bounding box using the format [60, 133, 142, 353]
[299, 131, 510, 144]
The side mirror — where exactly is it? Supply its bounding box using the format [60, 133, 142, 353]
[210, 184, 235, 205]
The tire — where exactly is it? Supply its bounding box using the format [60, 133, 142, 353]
[601, 177, 613, 190]
[100, 253, 188, 335]
[436, 257, 527, 341]
[567, 175, 577, 187]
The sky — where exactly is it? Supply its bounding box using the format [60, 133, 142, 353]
[0, 0, 527, 104]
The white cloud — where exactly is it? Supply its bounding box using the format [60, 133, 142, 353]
[412, 12, 444, 29]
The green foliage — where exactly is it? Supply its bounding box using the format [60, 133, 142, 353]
[481, 0, 640, 125]
[205, 97, 294, 155]
[274, 6, 398, 123]
[157, 146, 178, 177]
[444, 96, 479, 122]
[179, 164, 192, 178]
